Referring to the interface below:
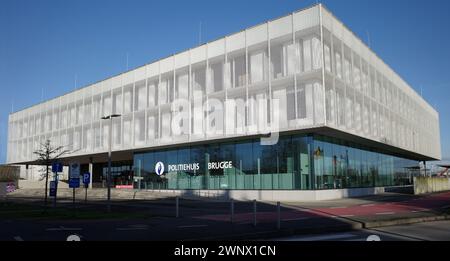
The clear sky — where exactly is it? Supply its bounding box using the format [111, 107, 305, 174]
[0, 0, 449, 164]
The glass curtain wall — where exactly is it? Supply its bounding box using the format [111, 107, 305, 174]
[133, 133, 418, 190]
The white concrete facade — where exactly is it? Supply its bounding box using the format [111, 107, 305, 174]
[7, 4, 441, 166]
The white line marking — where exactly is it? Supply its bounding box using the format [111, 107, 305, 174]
[375, 212, 395, 215]
[178, 225, 208, 228]
[13, 236, 24, 241]
[46, 226, 82, 231]
[362, 204, 375, 207]
[341, 215, 355, 217]
[411, 208, 429, 212]
[282, 217, 309, 222]
[330, 206, 347, 209]
[129, 224, 149, 228]
[345, 238, 369, 241]
[116, 227, 148, 231]
[282, 233, 357, 241]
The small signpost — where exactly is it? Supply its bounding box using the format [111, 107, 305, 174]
[69, 163, 81, 210]
[49, 181, 56, 197]
[82, 173, 90, 203]
[51, 161, 62, 207]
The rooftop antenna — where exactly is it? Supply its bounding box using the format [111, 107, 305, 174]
[126, 52, 129, 70]
[366, 30, 371, 48]
[420, 86, 423, 97]
[74, 74, 78, 91]
[199, 21, 202, 45]
[11, 100, 14, 113]
[41, 88, 44, 102]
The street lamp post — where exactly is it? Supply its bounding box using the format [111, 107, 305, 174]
[101, 114, 121, 212]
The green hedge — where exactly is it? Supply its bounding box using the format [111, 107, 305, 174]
[0, 169, 19, 182]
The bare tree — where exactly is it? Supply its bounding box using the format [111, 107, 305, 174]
[33, 139, 70, 211]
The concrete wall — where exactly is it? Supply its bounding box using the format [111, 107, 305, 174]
[145, 187, 386, 201]
[18, 179, 69, 189]
[414, 177, 450, 195]
[18, 165, 69, 182]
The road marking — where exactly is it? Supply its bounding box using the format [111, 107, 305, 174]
[287, 233, 357, 241]
[411, 209, 428, 213]
[345, 238, 370, 241]
[282, 217, 309, 222]
[129, 224, 149, 228]
[361, 204, 375, 207]
[341, 214, 355, 217]
[13, 236, 24, 241]
[375, 212, 395, 215]
[116, 227, 148, 231]
[46, 226, 82, 231]
[178, 225, 208, 229]
[330, 206, 347, 209]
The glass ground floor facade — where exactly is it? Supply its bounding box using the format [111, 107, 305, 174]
[133, 134, 419, 191]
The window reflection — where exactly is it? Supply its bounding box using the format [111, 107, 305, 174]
[133, 134, 419, 191]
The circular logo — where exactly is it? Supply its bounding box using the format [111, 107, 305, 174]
[366, 235, 381, 241]
[155, 162, 165, 176]
[67, 234, 81, 241]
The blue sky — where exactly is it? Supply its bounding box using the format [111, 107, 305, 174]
[0, 0, 449, 163]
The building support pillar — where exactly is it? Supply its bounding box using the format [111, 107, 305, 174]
[25, 164, 29, 180]
[89, 157, 94, 189]
[423, 161, 427, 177]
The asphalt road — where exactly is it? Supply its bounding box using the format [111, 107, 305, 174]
[1, 190, 449, 241]
[4, 219, 450, 241]
[273, 220, 450, 241]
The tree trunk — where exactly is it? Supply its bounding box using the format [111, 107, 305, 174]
[44, 164, 49, 211]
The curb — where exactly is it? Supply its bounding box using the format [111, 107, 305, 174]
[362, 214, 450, 228]
[187, 222, 363, 241]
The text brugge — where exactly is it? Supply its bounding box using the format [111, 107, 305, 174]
[167, 161, 233, 172]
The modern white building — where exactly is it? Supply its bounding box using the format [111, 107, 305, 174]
[6, 4, 441, 200]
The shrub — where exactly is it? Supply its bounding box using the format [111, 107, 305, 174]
[0, 172, 19, 182]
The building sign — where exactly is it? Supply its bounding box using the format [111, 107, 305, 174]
[208, 161, 233, 170]
[155, 161, 233, 174]
[168, 163, 200, 172]
[155, 162, 165, 176]
[116, 185, 134, 189]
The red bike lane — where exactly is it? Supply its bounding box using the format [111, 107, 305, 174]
[192, 191, 450, 223]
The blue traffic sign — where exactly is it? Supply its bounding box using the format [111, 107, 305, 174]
[82, 173, 90, 185]
[69, 178, 80, 188]
[52, 162, 63, 173]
